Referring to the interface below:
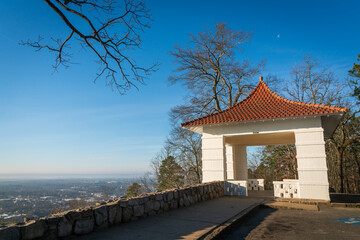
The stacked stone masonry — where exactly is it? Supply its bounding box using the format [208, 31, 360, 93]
[0, 181, 224, 240]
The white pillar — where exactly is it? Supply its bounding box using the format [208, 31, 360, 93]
[225, 144, 234, 180]
[295, 128, 330, 200]
[233, 145, 247, 180]
[201, 134, 226, 182]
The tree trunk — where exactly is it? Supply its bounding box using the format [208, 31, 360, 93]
[338, 150, 345, 193]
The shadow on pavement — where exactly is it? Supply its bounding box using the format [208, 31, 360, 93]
[220, 206, 277, 240]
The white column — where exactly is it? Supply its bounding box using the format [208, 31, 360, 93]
[225, 144, 234, 180]
[295, 128, 330, 200]
[201, 134, 226, 182]
[233, 145, 247, 180]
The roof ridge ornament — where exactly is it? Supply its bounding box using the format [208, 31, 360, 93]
[259, 76, 264, 82]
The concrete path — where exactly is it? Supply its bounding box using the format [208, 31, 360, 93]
[69, 197, 264, 240]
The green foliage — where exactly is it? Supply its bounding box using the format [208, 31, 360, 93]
[126, 183, 142, 198]
[157, 156, 185, 191]
[249, 145, 297, 190]
[261, 145, 297, 180]
[349, 54, 360, 79]
[349, 54, 360, 103]
[248, 162, 276, 190]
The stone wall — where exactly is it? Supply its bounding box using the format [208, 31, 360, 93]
[0, 181, 224, 240]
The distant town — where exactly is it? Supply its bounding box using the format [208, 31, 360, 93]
[0, 178, 135, 225]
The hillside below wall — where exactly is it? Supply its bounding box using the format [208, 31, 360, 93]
[0, 181, 224, 240]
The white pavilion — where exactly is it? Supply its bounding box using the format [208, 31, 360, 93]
[181, 77, 347, 201]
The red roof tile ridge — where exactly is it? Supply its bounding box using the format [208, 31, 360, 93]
[180, 108, 227, 127]
[232, 78, 266, 106]
[180, 80, 267, 127]
[260, 80, 348, 112]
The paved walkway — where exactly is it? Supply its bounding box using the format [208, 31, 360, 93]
[69, 196, 264, 240]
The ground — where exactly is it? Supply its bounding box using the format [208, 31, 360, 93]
[223, 205, 360, 240]
[67, 196, 263, 240]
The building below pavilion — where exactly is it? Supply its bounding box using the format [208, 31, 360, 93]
[181, 77, 347, 200]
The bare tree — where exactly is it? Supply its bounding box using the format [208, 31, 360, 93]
[283, 55, 360, 193]
[285, 55, 343, 105]
[20, 0, 157, 94]
[327, 111, 360, 193]
[166, 127, 202, 184]
[138, 171, 157, 193]
[169, 23, 265, 123]
[157, 23, 265, 186]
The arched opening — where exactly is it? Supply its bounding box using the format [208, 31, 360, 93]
[223, 132, 298, 198]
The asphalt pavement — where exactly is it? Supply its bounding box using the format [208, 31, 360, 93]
[223, 205, 360, 240]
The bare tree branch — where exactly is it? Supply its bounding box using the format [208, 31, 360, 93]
[169, 23, 264, 120]
[19, 0, 158, 94]
[285, 55, 345, 106]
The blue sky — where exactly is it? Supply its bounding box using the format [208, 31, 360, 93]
[0, 0, 359, 176]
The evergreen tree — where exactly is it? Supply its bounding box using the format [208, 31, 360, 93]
[126, 183, 142, 197]
[349, 53, 360, 102]
[157, 156, 185, 191]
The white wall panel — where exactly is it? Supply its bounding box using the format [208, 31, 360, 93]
[297, 157, 328, 169]
[202, 149, 225, 160]
[202, 171, 225, 182]
[295, 128, 330, 200]
[202, 135, 225, 182]
[202, 160, 225, 171]
[298, 170, 329, 184]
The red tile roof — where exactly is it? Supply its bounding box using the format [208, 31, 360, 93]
[181, 77, 347, 127]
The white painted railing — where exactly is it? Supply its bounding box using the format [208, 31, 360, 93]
[224, 180, 248, 196]
[273, 179, 300, 198]
[248, 179, 264, 190]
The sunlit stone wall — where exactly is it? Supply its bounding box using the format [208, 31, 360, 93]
[0, 181, 225, 240]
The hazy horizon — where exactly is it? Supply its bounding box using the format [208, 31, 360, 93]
[0, 173, 145, 180]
